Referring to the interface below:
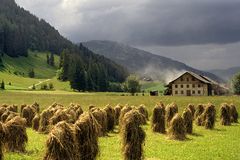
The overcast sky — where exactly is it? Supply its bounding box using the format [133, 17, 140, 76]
[15, 0, 240, 70]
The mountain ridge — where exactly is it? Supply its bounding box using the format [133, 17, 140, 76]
[83, 40, 223, 83]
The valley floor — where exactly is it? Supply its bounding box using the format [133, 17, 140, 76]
[0, 91, 240, 160]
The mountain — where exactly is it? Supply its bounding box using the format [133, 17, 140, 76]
[83, 40, 223, 83]
[0, 0, 128, 90]
[208, 66, 240, 81]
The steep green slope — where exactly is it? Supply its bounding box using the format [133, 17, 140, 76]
[1, 51, 59, 79]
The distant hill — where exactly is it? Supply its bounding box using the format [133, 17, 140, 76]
[208, 66, 240, 81]
[83, 40, 223, 83]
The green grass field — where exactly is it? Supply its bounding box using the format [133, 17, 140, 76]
[0, 91, 239, 160]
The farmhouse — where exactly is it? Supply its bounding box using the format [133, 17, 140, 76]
[166, 71, 227, 96]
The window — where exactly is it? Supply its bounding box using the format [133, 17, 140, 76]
[180, 77, 184, 81]
[175, 84, 178, 88]
[198, 84, 201, 88]
[198, 90, 201, 94]
[192, 90, 195, 94]
[192, 77, 196, 81]
[181, 84, 183, 88]
[175, 91, 178, 94]
[193, 84, 195, 88]
[181, 90, 184, 94]
[186, 78, 189, 81]
[187, 84, 189, 88]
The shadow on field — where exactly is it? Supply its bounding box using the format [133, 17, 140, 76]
[191, 132, 203, 137]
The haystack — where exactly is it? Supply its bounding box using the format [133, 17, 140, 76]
[137, 104, 149, 121]
[182, 108, 193, 134]
[32, 114, 40, 131]
[230, 104, 238, 123]
[194, 104, 205, 119]
[167, 114, 186, 140]
[114, 104, 123, 125]
[38, 109, 54, 133]
[121, 110, 145, 160]
[1, 111, 11, 123]
[0, 107, 7, 118]
[92, 109, 108, 137]
[20, 104, 27, 113]
[220, 103, 231, 126]
[22, 106, 37, 127]
[44, 121, 78, 160]
[203, 104, 216, 129]
[103, 105, 115, 132]
[49, 110, 70, 126]
[5, 112, 19, 122]
[187, 104, 195, 118]
[165, 103, 178, 127]
[0, 122, 7, 160]
[74, 113, 99, 160]
[31, 102, 40, 113]
[4, 116, 28, 152]
[151, 104, 165, 133]
[119, 106, 132, 129]
[7, 105, 18, 113]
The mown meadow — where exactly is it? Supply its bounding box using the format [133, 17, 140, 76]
[0, 90, 239, 160]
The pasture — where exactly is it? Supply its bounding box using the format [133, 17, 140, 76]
[0, 90, 240, 160]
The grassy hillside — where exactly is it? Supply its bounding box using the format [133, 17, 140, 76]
[1, 51, 59, 79]
[0, 91, 239, 160]
[0, 51, 72, 91]
[141, 81, 166, 93]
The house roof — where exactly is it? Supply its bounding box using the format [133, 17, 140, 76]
[168, 71, 212, 85]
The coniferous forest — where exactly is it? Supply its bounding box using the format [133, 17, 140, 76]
[0, 0, 128, 91]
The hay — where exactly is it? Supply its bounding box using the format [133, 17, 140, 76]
[137, 104, 149, 121]
[203, 104, 216, 129]
[74, 112, 99, 160]
[31, 102, 40, 113]
[121, 110, 146, 160]
[114, 104, 123, 125]
[49, 110, 70, 126]
[119, 106, 132, 129]
[5, 112, 19, 122]
[165, 103, 178, 127]
[38, 109, 54, 133]
[182, 108, 193, 134]
[220, 103, 231, 126]
[103, 105, 115, 132]
[187, 104, 195, 118]
[20, 104, 27, 114]
[0, 107, 7, 118]
[0, 122, 7, 160]
[21, 106, 37, 127]
[1, 111, 11, 123]
[89, 105, 97, 111]
[44, 121, 78, 160]
[151, 103, 165, 134]
[92, 109, 108, 137]
[4, 116, 28, 152]
[194, 104, 205, 126]
[230, 104, 238, 123]
[32, 114, 40, 131]
[167, 114, 186, 140]
[6, 105, 18, 113]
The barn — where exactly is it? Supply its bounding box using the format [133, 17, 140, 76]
[166, 71, 228, 96]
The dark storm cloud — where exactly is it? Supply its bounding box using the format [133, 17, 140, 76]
[14, 0, 240, 70]
[15, 0, 240, 46]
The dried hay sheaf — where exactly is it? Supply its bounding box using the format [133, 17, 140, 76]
[91, 108, 108, 137]
[49, 109, 70, 126]
[32, 114, 40, 131]
[38, 109, 54, 134]
[103, 105, 115, 132]
[187, 104, 195, 118]
[74, 112, 99, 160]
[0, 122, 7, 160]
[4, 116, 28, 152]
[137, 104, 149, 121]
[21, 106, 37, 127]
[6, 105, 18, 113]
[220, 103, 231, 126]
[202, 104, 216, 129]
[230, 104, 238, 123]
[182, 108, 193, 134]
[67, 103, 84, 121]
[195, 104, 205, 126]
[166, 103, 178, 127]
[121, 110, 146, 160]
[1, 111, 18, 123]
[167, 114, 186, 141]
[31, 102, 40, 113]
[119, 106, 132, 129]
[44, 121, 78, 160]
[114, 104, 123, 125]
[151, 103, 165, 133]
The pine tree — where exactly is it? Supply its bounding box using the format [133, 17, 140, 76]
[0, 80, 5, 90]
[49, 52, 54, 66]
[46, 53, 50, 64]
[28, 68, 35, 78]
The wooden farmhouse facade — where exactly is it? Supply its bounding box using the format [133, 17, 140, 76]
[167, 71, 227, 96]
